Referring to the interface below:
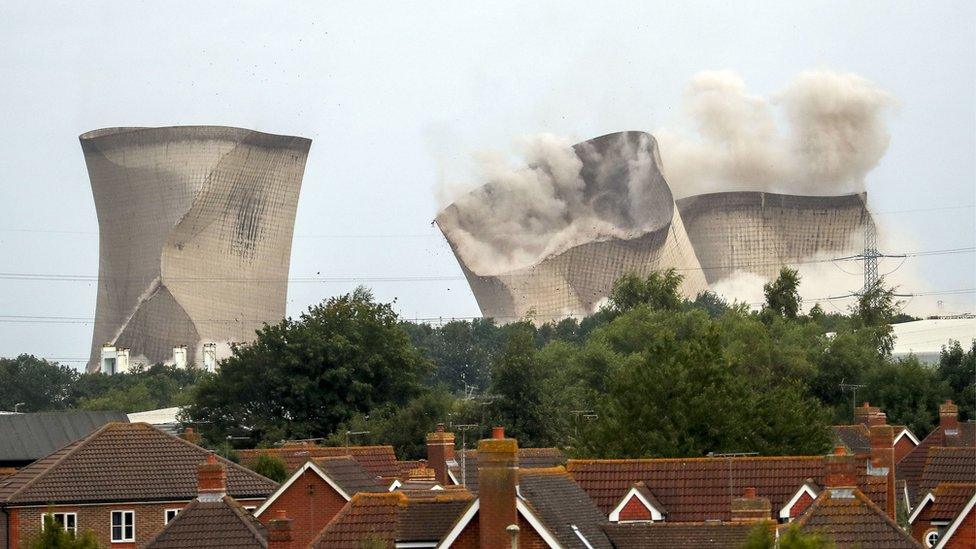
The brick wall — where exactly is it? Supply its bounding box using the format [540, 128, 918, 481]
[894, 435, 915, 464]
[790, 492, 815, 519]
[8, 498, 264, 549]
[618, 496, 652, 521]
[257, 469, 347, 549]
[944, 506, 975, 549]
[449, 512, 548, 549]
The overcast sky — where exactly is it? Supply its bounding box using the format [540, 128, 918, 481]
[1, 1, 973, 367]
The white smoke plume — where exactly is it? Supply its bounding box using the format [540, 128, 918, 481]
[436, 132, 669, 275]
[656, 69, 895, 199]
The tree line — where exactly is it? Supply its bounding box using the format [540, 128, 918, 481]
[2, 269, 973, 460]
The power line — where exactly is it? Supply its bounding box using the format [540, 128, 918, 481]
[0, 247, 971, 283]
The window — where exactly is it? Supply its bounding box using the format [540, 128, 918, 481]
[164, 509, 180, 524]
[924, 529, 940, 548]
[111, 511, 134, 543]
[243, 506, 256, 514]
[43, 512, 77, 535]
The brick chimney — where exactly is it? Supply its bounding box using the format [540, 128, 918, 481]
[868, 411, 887, 427]
[869, 424, 896, 518]
[426, 423, 455, 486]
[824, 446, 857, 488]
[854, 403, 880, 426]
[730, 487, 771, 523]
[409, 461, 436, 482]
[197, 452, 227, 502]
[267, 510, 293, 549]
[478, 427, 518, 549]
[940, 400, 959, 433]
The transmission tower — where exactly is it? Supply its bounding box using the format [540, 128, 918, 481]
[862, 218, 879, 294]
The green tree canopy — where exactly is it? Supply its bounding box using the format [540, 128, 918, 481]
[250, 453, 288, 482]
[608, 269, 683, 313]
[0, 355, 78, 412]
[763, 267, 802, 319]
[184, 287, 431, 446]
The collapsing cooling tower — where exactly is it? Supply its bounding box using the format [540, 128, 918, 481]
[82, 126, 311, 372]
[436, 131, 708, 321]
[675, 192, 874, 285]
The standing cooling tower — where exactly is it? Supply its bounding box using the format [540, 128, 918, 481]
[436, 131, 707, 322]
[82, 126, 311, 372]
[675, 191, 874, 285]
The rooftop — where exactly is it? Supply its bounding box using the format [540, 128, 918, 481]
[144, 496, 268, 549]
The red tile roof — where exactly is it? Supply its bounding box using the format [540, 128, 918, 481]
[566, 456, 888, 522]
[602, 521, 757, 548]
[144, 496, 268, 548]
[310, 490, 475, 548]
[0, 422, 278, 505]
[916, 447, 976, 508]
[897, 423, 975, 505]
[927, 483, 976, 521]
[793, 487, 921, 548]
[451, 447, 566, 491]
[238, 443, 399, 479]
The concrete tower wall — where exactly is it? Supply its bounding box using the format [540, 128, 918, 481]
[675, 191, 872, 285]
[82, 126, 310, 371]
[437, 131, 708, 322]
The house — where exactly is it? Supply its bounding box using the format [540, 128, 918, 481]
[786, 448, 921, 548]
[832, 402, 919, 463]
[909, 483, 976, 547]
[253, 455, 387, 548]
[0, 410, 128, 468]
[932, 488, 976, 549]
[898, 400, 976, 510]
[567, 434, 896, 524]
[144, 453, 292, 549]
[0, 422, 278, 548]
[310, 490, 475, 547]
[238, 443, 401, 482]
[313, 427, 612, 549]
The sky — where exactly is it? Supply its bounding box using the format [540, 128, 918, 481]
[0, 1, 973, 367]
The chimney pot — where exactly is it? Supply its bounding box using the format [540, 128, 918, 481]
[436, 423, 445, 433]
[492, 426, 505, 439]
[731, 488, 771, 523]
[743, 487, 757, 498]
[833, 445, 847, 456]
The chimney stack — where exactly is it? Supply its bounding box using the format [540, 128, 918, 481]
[426, 423, 455, 486]
[267, 510, 293, 549]
[867, 411, 887, 427]
[408, 462, 436, 482]
[197, 452, 227, 502]
[730, 487, 771, 523]
[854, 402, 881, 426]
[940, 400, 959, 433]
[181, 427, 202, 445]
[869, 424, 896, 518]
[825, 446, 857, 488]
[478, 427, 518, 549]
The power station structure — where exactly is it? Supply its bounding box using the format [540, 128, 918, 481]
[436, 131, 708, 322]
[82, 126, 311, 373]
[437, 131, 876, 322]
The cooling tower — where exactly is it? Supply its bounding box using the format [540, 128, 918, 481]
[436, 131, 708, 322]
[675, 191, 873, 285]
[82, 126, 311, 371]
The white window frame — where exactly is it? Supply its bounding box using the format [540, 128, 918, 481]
[110, 510, 135, 543]
[923, 529, 940, 548]
[243, 506, 256, 513]
[42, 512, 77, 535]
[164, 508, 181, 524]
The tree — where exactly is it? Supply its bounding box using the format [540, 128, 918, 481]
[938, 340, 976, 421]
[851, 278, 900, 356]
[250, 453, 288, 482]
[184, 288, 431, 446]
[763, 267, 802, 319]
[0, 355, 78, 412]
[608, 269, 683, 313]
[489, 326, 551, 447]
[742, 523, 834, 549]
[578, 308, 832, 458]
[26, 515, 100, 548]
[861, 356, 951, 435]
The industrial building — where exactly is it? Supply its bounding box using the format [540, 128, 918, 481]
[438, 131, 877, 322]
[81, 126, 310, 372]
[436, 131, 708, 322]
